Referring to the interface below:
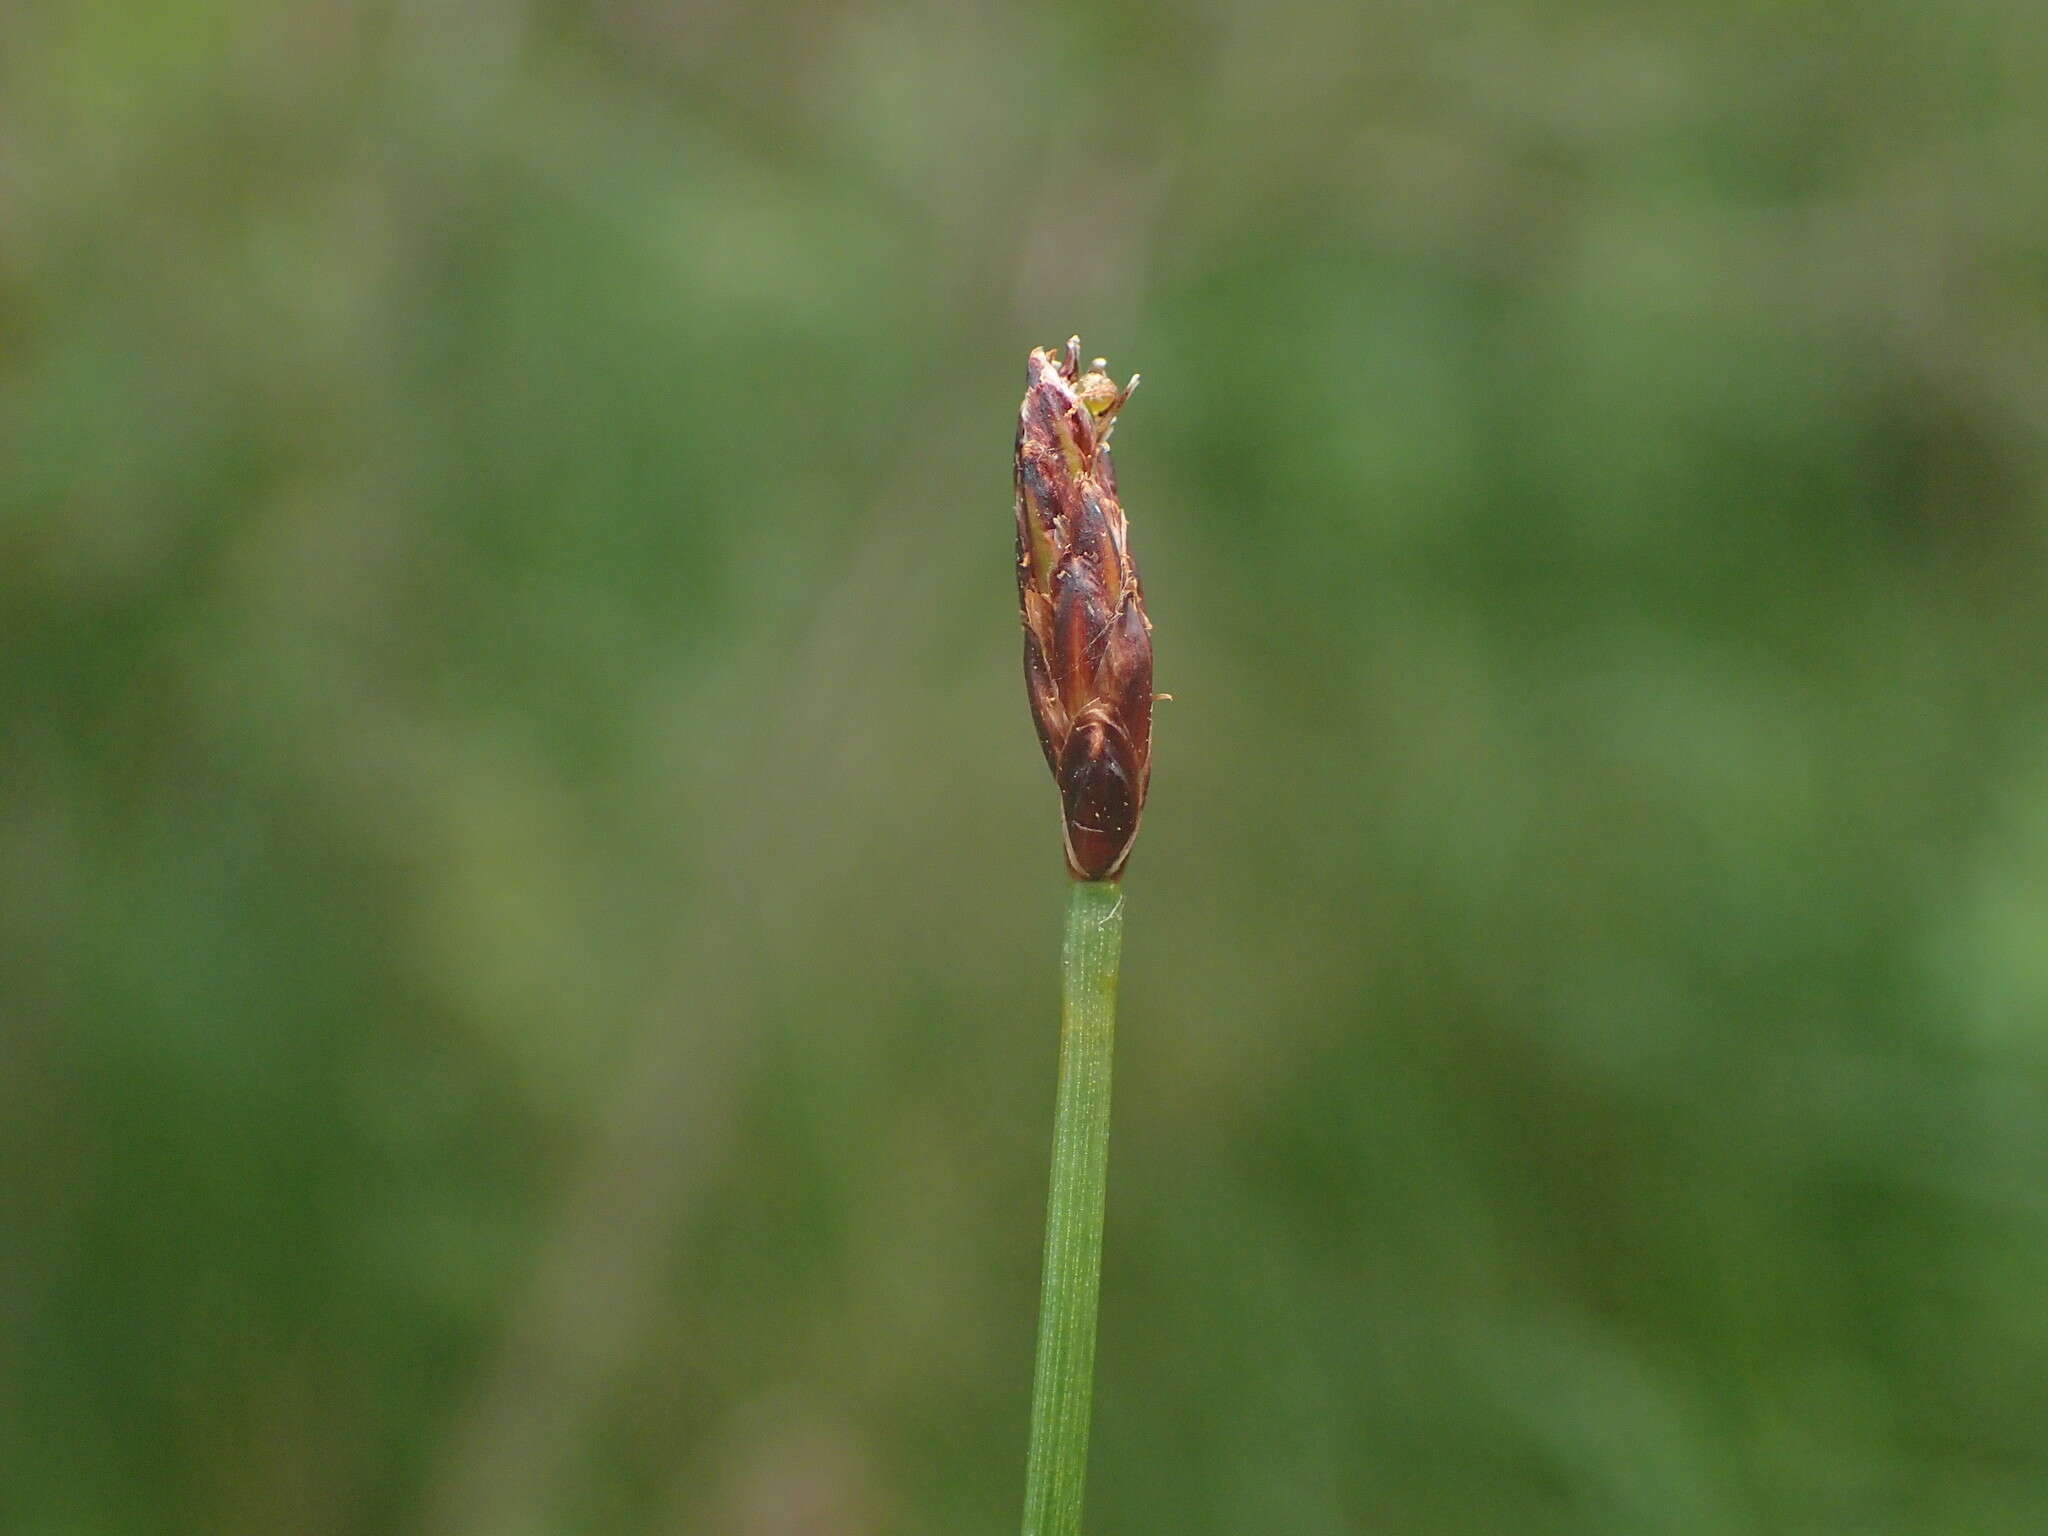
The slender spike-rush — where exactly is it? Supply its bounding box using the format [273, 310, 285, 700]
[1015, 337, 1153, 881]
[1014, 337, 1151, 1536]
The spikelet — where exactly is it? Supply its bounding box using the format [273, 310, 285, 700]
[1014, 337, 1153, 881]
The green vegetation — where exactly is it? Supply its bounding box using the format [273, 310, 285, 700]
[3, 2, 2046, 1532]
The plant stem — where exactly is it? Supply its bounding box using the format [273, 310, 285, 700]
[1022, 877, 1125, 1536]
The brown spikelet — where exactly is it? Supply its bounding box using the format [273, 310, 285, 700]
[1015, 337, 1153, 881]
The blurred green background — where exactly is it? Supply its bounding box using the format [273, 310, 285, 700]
[5, 1, 2048, 1532]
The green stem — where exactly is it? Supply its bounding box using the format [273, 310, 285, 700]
[1022, 877, 1125, 1536]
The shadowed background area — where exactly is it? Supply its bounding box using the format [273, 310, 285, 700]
[4, 1, 2047, 1532]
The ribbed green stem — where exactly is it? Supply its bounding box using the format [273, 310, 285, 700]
[1021, 877, 1125, 1536]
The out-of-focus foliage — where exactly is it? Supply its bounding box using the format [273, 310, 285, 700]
[4, 1, 2046, 1532]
